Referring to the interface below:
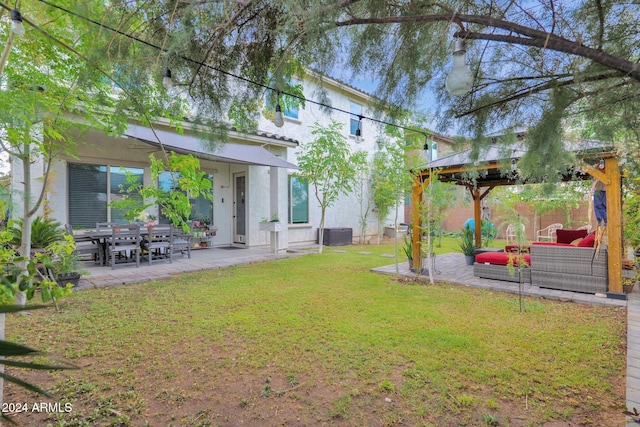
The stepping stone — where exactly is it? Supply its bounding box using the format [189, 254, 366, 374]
[381, 254, 395, 258]
[333, 250, 347, 253]
[357, 252, 372, 255]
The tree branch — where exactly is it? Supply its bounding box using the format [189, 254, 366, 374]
[457, 70, 623, 118]
[334, 12, 640, 81]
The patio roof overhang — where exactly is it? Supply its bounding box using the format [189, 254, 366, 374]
[125, 124, 298, 169]
[411, 140, 625, 295]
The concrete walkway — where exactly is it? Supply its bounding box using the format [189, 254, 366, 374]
[76, 247, 639, 423]
[76, 245, 315, 290]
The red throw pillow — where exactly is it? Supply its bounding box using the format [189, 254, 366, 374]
[577, 232, 596, 247]
[556, 229, 588, 244]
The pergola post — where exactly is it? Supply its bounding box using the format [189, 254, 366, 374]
[472, 188, 482, 248]
[469, 186, 493, 248]
[585, 156, 623, 293]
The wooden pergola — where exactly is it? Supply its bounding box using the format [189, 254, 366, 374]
[411, 142, 624, 294]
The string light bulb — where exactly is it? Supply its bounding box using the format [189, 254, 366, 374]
[273, 91, 285, 128]
[599, 158, 605, 170]
[511, 158, 517, 171]
[445, 38, 474, 96]
[274, 104, 284, 128]
[11, 9, 25, 36]
[355, 116, 362, 143]
[162, 67, 172, 89]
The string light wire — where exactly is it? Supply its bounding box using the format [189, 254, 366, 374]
[32, 0, 432, 137]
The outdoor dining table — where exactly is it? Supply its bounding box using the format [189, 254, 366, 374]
[86, 227, 153, 266]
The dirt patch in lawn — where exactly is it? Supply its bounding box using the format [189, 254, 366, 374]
[3, 331, 627, 427]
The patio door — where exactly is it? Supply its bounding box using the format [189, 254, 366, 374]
[233, 173, 246, 244]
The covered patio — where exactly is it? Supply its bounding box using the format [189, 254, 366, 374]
[410, 141, 625, 295]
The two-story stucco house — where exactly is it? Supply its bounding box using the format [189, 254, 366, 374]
[10, 73, 452, 252]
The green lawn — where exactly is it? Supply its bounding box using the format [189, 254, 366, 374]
[5, 239, 626, 426]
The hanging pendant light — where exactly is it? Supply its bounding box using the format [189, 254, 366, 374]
[11, 9, 25, 37]
[355, 116, 362, 143]
[274, 104, 284, 128]
[273, 91, 285, 128]
[162, 67, 172, 89]
[445, 38, 474, 96]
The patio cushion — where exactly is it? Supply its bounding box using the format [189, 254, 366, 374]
[556, 228, 588, 244]
[531, 241, 574, 247]
[577, 232, 596, 247]
[476, 251, 531, 266]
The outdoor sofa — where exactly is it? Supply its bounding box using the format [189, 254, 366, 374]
[474, 251, 531, 283]
[473, 229, 608, 294]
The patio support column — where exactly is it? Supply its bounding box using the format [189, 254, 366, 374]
[269, 166, 284, 253]
[586, 157, 623, 293]
[472, 188, 482, 248]
[604, 157, 623, 293]
[412, 173, 426, 266]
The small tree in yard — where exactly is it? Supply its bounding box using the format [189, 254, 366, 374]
[371, 139, 410, 244]
[371, 134, 415, 274]
[296, 121, 367, 254]
[110, 153, 213, 230]
[352, 151, 371, 244]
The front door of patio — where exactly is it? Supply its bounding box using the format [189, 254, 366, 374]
[233, 173, 246, 244]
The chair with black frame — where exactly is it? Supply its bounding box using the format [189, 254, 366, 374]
[171, 222, 192, 260]
[95, 222, 120, 264]
[106, 224, 141, 269]
[64, 224, 99, 264]
[140, 224, 173, 266]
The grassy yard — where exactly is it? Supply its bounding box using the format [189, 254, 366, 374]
[4, 239, 626, 426]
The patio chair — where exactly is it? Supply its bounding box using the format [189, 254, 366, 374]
[577, 224, 592, 233]
[171, 222, 192, 260]
[65, 224, 99, 263]
[141, 224, 173, 265]
[96, 222, 119, 231]
[106, 224, 141, 269]
[505, 223, 526, 245]
[536, 223, 563, 242]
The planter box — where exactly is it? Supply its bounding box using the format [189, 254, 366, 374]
[56, 272, 81, 288]
[383, 225, 408, 239]
[259, 222, 282, 232]
[318, 228, 352, 246]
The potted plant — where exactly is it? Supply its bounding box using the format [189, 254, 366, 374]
[10, 216, 65, 253]
[623, 277, 636, 294]
[403, 233, 413, 269]
[45, 236, 86, 288]
[459, 224, 476, 265]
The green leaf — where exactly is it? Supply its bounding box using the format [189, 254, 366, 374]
[41, 288, 52, 303]
[0, 340, 39, 357]
[0, 359, 77, 371]
[0, 371, 53, 398]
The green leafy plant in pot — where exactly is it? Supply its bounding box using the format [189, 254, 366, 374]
[459, 224, 476, 265]
[43, 236, 86, 288]
[403, 233, 413, 269]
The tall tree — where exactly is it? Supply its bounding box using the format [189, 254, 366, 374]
[80, 1, 640, 181]
[296, 121, 367, 254]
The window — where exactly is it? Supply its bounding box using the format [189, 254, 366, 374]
[157, 171, 214, 224]
[68, 163, 143, 227]
[288, 176, 308, 224]
[349, 101, 363, 136]
[266, 80, 301, 120]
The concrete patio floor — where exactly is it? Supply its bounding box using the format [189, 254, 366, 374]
[75, 246, 639, 423]
[76, 245, 315, 290]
